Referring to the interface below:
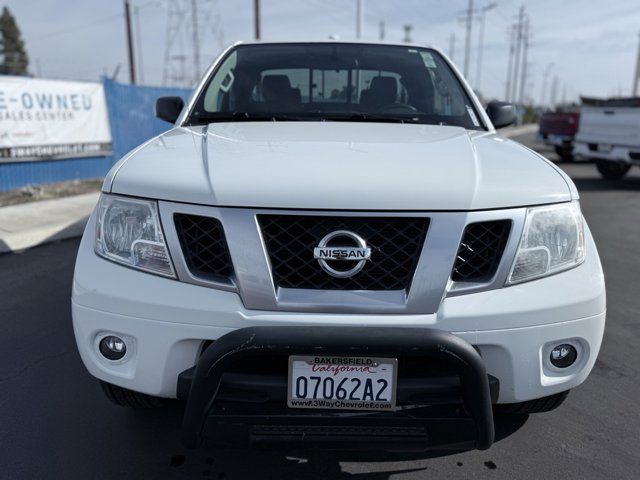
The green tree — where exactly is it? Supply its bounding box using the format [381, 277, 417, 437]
[0, 6, 28, 75]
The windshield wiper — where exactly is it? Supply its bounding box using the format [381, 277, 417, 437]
[323, 112, 421, 124]
[190, 111, 303, 124]
[189, 111, 422, 125]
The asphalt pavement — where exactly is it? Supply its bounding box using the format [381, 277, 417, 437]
[1, 131, 639, 479]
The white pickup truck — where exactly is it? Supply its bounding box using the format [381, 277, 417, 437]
[72, 41, 605, 452]
[574, 97, 640, 178]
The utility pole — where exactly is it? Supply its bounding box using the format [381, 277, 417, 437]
[123, 0, 136, 84]
[528, 77, 535, 105]
[541, 62, 553, 108]
[254, 0, 261, 40]
[518, 15, 530, 105]
[463, 0, 474, 78]
[379, 20, 385, 41]
[511, 6, 525, 103]
[403, 24, 413, 43]
[505, 24, 516, 100]
[633, 31, 640, 96]
[449, 33, 456, 62]
[134, 5, 144, 84]
[550, 75, 559, 108]
[475, 2, 497, 93]
[191, 0, 200, 83]
[356, 0, 364, 39]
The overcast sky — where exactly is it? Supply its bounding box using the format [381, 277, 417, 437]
[5, 0, 640, 103]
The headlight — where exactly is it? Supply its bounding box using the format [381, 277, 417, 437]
[507, 202, 585, 284]
[95, 194, 175, 278]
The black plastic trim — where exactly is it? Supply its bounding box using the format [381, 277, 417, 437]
[180, 326, 496, 451]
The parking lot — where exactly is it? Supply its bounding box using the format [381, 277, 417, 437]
[1, 130, 638, 480]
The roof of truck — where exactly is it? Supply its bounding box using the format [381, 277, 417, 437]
[232, 39, 437, 51]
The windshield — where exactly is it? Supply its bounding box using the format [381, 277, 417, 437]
[186, 43, 485, 130]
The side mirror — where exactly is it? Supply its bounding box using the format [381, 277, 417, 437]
[155, 96, 185, 124]
[486, 101, 516, 129]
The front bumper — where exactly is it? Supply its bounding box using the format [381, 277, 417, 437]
[72, 208, 606, 404]
[180, 326, 497, 451]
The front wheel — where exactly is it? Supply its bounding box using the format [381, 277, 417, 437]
[100, 381, 165, 408]
[495, 390, 570, 415]
[596, 160, 631, 179]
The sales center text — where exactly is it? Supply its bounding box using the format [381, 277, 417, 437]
[0, 91, 94, 121]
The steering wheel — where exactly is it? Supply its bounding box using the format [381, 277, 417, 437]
[376, 103, 419, 114]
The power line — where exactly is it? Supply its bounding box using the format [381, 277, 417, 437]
[162, 0, 224, 87]
[475, 2, 497, 94]
[302, 0, 352, 28]
[32, 12, 123, 42]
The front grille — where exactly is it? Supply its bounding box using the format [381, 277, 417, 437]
[174, 214, 234, 282]
[452, 220, 511, 282]
[258, 215, 428, 291]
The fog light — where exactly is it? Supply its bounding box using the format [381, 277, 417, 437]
[550, 344, 577, 368]
[99, 336, 127, 361]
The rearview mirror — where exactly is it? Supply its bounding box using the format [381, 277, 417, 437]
[155, 96, 185, 124]
[486, 101, 516, 129]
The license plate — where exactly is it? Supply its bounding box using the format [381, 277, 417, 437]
[598, 144, 613, 152]
[287, 355, 397, 411]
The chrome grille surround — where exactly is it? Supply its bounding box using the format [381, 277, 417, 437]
[159, 202, 526, 313]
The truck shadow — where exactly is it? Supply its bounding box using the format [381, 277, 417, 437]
[136, 403, 528, 479]
[237, 414, 528, 480]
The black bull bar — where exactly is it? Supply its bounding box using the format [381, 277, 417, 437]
[180, 326, 496, 450]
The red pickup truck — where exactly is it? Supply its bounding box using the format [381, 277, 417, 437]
[538, 111, 580, 161]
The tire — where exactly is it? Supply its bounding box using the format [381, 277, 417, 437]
[495, 390, 570, 415]
[554, 145, 574, 162]
[596, 160, 631, 180]
[100, 381, 165, 408]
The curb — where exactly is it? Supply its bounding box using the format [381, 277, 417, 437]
[0, 192, 99, 254]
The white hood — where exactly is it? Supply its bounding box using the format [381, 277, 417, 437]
[108, 122, 571, 210]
